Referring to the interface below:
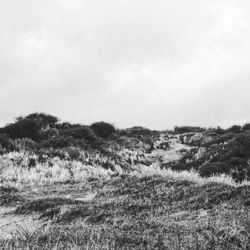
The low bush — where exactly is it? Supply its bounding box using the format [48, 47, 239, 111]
[41, 128, 59, 139]
[199, 162, 231, 177]
[242, 123, 250, 131]
[0, 133, 15, 152]
[62, 126, 96, 142]
[24, 113, 59, 130]
[199, 161, 250, 182]
[55, 122, 73, 130]
[1, 119, 40, 141]
[127, 126, 152, 135]
[40, 136, 75, 149]
[91, 122, 116, 139]
[67, 147, 81, 160]
[214, 126, 226, 135]
[174, 126, 205, 134]
[226, 125, 242, 133]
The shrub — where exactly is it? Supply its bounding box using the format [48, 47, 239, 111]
[55, 122, 73, 130]
[41, 128, 59, 139]
[1, 119, 40, 140]
[226, 125, 242, 133]
[128, 127, 152, 135]
[67, 147, 81, 160]
[49, 149, 67, 159]
[59, 127, 102, 150]
[199, 162, 231, 177]
[24, 113, 59, 130]
[40, 136, 75, 149]
[91, 122, 116, 139]
[0, 133, 15, 152]
[62, 127, 96, 141]
[242, 123, 250, 131]
[229, 132, 250, 158]
[14, 138, 37, 151]
[199, 161, 250, 182]
[174, 126, 205, 134]
[231, 165, 250, 182]
[215, 126, 226, 135]
[228, 157, 246, 166]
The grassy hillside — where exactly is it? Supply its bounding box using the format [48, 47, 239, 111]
[0, 173, 249, 249]
[0, 113, 250, 249]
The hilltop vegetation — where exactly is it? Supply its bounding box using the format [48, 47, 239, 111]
[1, 112, 250, 183]
[0, 113, 250, 249]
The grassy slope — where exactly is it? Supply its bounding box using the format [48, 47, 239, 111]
[1, 174, 250, 250]
[1, 126, 250, 249]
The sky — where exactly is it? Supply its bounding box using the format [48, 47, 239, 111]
[0, 0, 250, 129]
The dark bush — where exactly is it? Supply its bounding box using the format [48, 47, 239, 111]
[128, 127, 152, 134]
[49, 149, 67, 159]
[214, 126, 226, 135]
[24, 113, 59, 130]
[40, 136, 75, 149]
[91, 122, 116, 139]
[174, 126, 205, 134]
[41, 128, 59, 139]
[231, 165, 250, 182]
[203, 133, 235, 147]
[0, 133, 15, 152]
[55, 122, 73, 130]
[242, 123, 250, 131]
[199, 160, 250, 182]
[199, 162, 231, 177]
[63, 127, 94, 140]
[1, 119, 40, 140]
[228, 157, 246, 166]
[67, 147, 81, 160]
[18, 119, 40, 140]
[40, 134, 99, 149]
[227, 132, 250, 159]
[226, 125, 242, 133]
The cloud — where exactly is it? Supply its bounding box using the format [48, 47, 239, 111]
[0, 0, 250, 129]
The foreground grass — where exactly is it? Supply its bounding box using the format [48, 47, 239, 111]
[1, 174, 250, 249]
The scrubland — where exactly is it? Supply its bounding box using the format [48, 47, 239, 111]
[0, 113, 250, 249]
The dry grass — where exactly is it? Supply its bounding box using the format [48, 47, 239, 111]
[0, 152, 116, 187]
[1, 150, 249, 188]
[131, 164, 250, 187]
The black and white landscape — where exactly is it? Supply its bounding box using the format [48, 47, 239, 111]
[0, 1, 250, 249]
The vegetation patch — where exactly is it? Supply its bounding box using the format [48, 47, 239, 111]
[0, 175, 249, 249]
[14, 198, 82, 215]
[0, 186, 25, 206]
[0, 113, 250, 249]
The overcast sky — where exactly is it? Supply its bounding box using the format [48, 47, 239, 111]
[0, 0, 250, 129]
